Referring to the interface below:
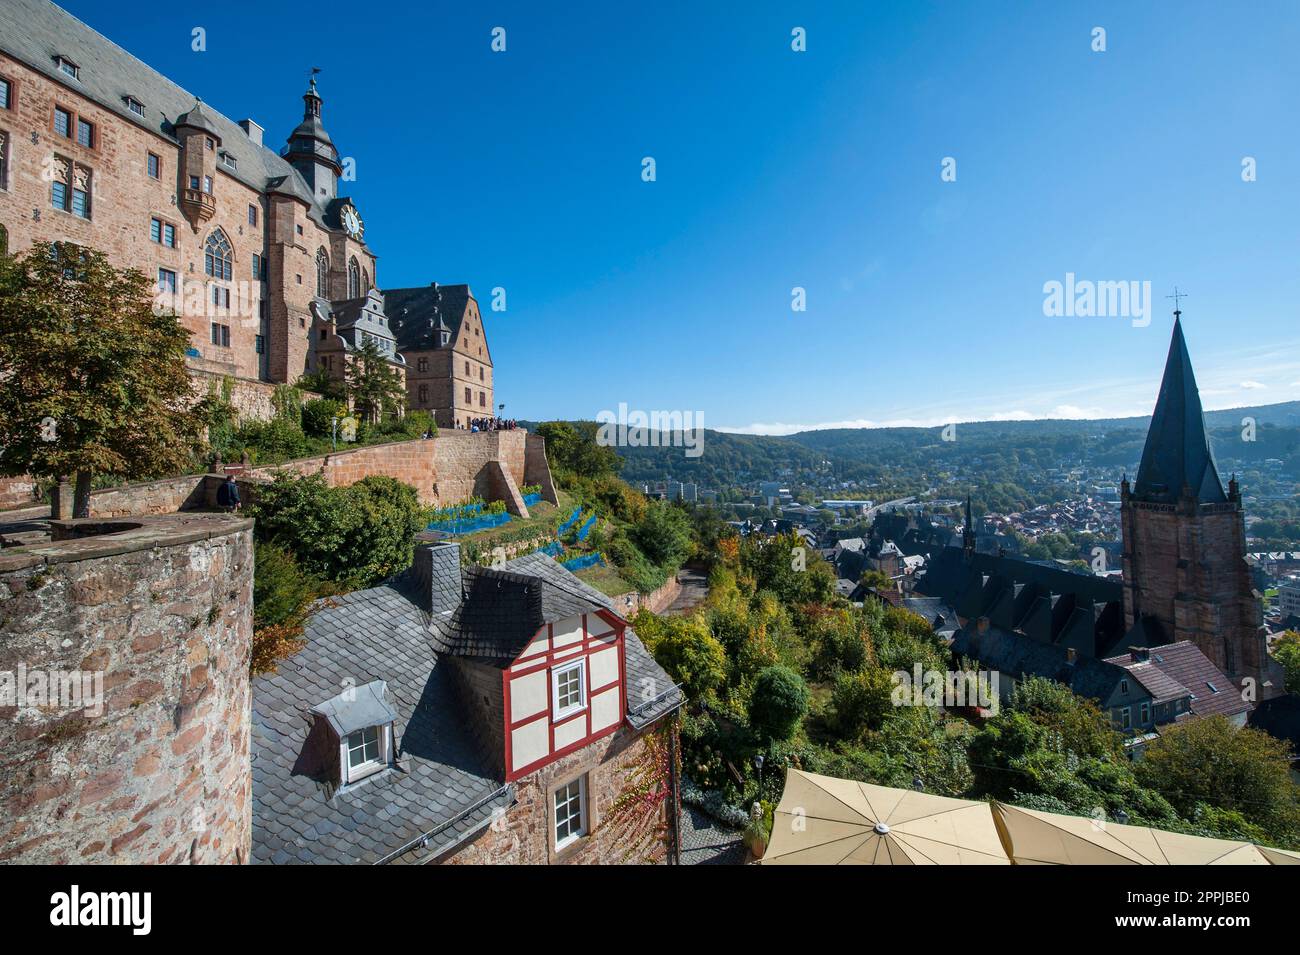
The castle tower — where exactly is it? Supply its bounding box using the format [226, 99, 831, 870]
[1120, 313, 1275, 695]
[282, 73, 341, 203]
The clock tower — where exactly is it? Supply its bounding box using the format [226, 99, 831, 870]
[283, 73, 342, 203]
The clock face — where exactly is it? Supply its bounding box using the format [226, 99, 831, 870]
[341, 205, 363, 240]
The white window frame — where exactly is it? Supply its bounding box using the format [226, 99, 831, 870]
[553, 776, 587, 850]
[551, 658, 587, 720]
[341, 723, 392, 785]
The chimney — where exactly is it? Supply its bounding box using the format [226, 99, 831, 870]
[1129, 646, 1150, 664]
[238, 118, 264, 146]
[410, 541, 462, 615]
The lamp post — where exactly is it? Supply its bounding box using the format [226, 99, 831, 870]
[754, 754, 765, 792]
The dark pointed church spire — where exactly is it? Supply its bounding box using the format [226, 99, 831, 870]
[1132, 311, 1226, 505]
[962, 494, 975, 558]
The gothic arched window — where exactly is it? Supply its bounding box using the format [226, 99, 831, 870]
[316, 248, 329, 298]
[362, 269, 371, 293]
[347, 257, 360, 298]
[203, 229, 233, 280]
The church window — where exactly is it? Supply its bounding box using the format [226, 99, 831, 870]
[362, 269, 370, 293]
[316, 248, 329, 297]
[347, 257, 360, 298]
[203, 229, 233, 280]
[417, 357, 428, 373]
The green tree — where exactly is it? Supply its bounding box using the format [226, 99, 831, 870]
[748, 665, 809, 742]
[0, 242, 207, 515]
[635, 611, 727, 704]
[1272, 630, 1300, 695]
[1136, 716, 1300, 846]
[830, 667, 894, 740]
[632, 500, 693, 568]
[346, 337, 405, 424]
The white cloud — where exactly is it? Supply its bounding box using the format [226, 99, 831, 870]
[1240, 380, 1267, 390]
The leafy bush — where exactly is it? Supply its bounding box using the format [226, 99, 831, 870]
[249, 472, 430, 588]
[635, 611, 726, 703]
[234, 417, 312, 463]
[251, 541, 325, 674]
[301, 397, 347, 439]
[748, 666, 808, 742]
[830, 668, 894, 740]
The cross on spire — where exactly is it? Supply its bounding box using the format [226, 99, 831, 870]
[1166, 286, 1187, 319]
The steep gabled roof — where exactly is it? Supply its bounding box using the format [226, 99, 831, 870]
[384, 285, 472, 352]
[1132, 318, 1226, 504]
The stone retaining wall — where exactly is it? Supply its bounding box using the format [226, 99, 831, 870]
[0, 514, 254, 864]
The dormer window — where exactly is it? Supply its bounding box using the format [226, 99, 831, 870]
[310, 680, 398, 787]
[55, 56, 79, 79]
[220, 152, 237, 170]
[125, 96, 145, 117]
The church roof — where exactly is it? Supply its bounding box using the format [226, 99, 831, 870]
[1132, 317, 1226, 504]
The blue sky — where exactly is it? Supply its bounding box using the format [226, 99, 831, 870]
[68, 0, 1300, 433]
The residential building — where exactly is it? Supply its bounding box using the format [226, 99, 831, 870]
[252, 543, 683, 864]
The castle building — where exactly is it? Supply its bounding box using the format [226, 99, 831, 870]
[384, 284, 495, 429]
[1120, 313, 1280, 696]
[0, 0, 400, 393]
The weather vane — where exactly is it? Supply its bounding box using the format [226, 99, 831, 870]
[1166, 286, 1187, 317]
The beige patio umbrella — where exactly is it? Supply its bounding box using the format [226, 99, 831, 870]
[1258, 845, 1300, 865]
[992, 803, 1271, 865]
[761, 769, 1009, 864]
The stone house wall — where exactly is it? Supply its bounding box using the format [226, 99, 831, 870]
[445, 722, 670, 865]
[0, 514, 254, 863]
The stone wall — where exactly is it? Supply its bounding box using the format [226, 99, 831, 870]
[188, 370, 322, 423]
[445, 724, 670, 865]
[613, 574, 683, 617]
[0, 514, 253, 864]
[0, 475, 39, 511]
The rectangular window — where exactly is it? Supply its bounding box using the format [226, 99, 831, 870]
[147, 152, 160, 178]
[57, 58, 78, 79]
[479, 391, 486, 407]
[0, 129, 8, 190]
[205, 137, 214, 151]
[76, 118, 94, 148]
[248, 204, 258, 227]
[1120, 706, 1131, 730]
[211, 285, 230, 309]
[157, 268, 176, 293]
[189, 175, 199, 191]
[417, 357, 428, 373]
[255, 334, 265, 355]
[418, 385, 428, 404]
[345, 725, 385, 783]
[0, 78, 11, 110]
[251, 253, 262, 280]
[1140, 702, 1150, 724]
[51, 180, 68, 210]
[150, 218, 174, 247]
[210, 323, 230, 347]
[54, 106, 71, 137]
[202, 175, 212, 194]
[554, 778, 586, 849]
[1120, 679, 1128, 695]
[126, 97, 145, 117]
[464, 386, 471, 403]
[552, 659, 586, 717]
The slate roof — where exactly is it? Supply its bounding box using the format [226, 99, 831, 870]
[1132, 318, 1227, 504]
[251, 582, 510, 865]
[253, 546, 683, 863]
[0, 0, 339, 232]
[951, 623, 1129, 703]
[384, 285, 473, 352]
[1106, 641, 1250, 720]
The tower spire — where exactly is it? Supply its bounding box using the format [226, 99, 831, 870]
[1131, 308, 1226, 505]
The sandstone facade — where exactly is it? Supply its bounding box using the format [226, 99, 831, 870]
[0, 514, 254, 864]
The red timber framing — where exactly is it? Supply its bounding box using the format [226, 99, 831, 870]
[502, 609, 628, 783]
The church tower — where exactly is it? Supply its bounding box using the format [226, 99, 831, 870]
[283, 74, 341, 203]
[1119, 312, 1275, 695]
